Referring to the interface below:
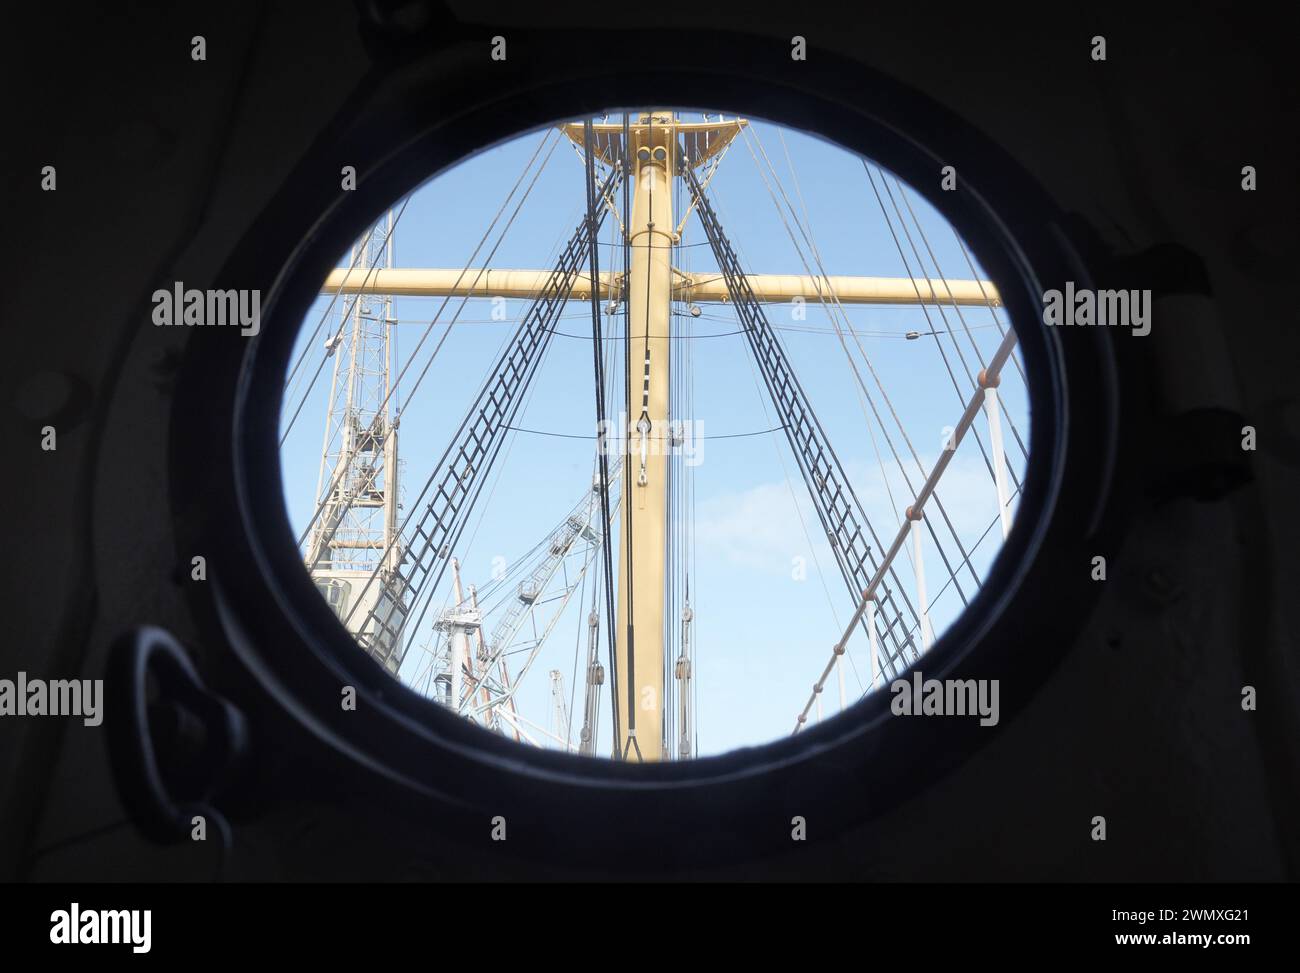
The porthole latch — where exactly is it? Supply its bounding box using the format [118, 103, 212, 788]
[106, 626, 248, 848]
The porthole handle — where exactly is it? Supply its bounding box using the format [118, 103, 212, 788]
[106, 626, 248, 845]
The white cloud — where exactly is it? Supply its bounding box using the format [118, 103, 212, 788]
[694, 449, 1021, 592]
[695, 478, 832, 575]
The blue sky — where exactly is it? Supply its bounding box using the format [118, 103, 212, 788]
[278, 110, 1029, 758]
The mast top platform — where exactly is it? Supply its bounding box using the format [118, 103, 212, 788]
[559, 111, 747, 170]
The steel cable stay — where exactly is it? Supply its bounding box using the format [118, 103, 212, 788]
[700, 243, 917, 685]
[572, 244, 626, 754]
[617, 110, 641, 761]
[389, 217, 595, 669]
[875, 167, 1028, 490]
[336, 166, 623, 673]
[740, 124, 982, 602]
[684, 161, 924, 679]
[283, 220, 377, 399]
[694, 146, 924, 671]
[404, 386, 562, 697]
[735, 329, 868, 698]
[297, 132, 568, 562]
[281, 197, 413, 447]
[402, 364, 625, 725]
[704, 179, 862, 693]
[769, 126, 969, 611]
[864, 161, 1001, 483]
[566, 545, 587, 747]
[561, 247, 621, 749]
[750, 127, 979, 606]
[573, 189, 628, 755]
[687, 308, 698, 749]
[862, 159, 1029, 518]
[458, 483, 620, 722]
[870, 173, 1027, 534]
[890, 176, 1030, 466]
[765, 142, 1026, 686]
[666, 158, 694, 757]
[583, 116, 625, 753]
[301, 133, 572, 554]
[285, 126, 559, 449]
[301, 195, 595, 645]
[373, 277, 575, 676]
[955, 233, 1029, 389]
[451, 482, 619, 698]
[340, 291, 564, 676]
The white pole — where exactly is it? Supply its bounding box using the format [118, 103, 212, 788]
[910, 512, 934, 651]
[837, 651, 846, 711]
[867, 597, 880, 687]
[981, 374, 1012, 541]
[450, 559, 466, 709]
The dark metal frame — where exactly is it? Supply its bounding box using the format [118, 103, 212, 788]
[167, 27, 1120, 871]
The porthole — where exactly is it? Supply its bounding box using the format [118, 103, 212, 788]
[276, 110, 1032, 760]
[172, 33, 1117, 868]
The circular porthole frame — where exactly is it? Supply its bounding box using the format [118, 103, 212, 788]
[171, 27, 1119, 871]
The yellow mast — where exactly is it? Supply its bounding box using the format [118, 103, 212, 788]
[565, 111, 745, 760]
[617, 111, 676, 760]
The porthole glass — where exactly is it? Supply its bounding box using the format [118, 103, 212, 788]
[275, 109, 1030, 760]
